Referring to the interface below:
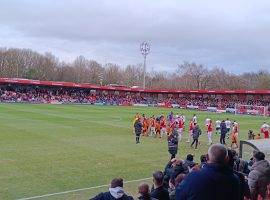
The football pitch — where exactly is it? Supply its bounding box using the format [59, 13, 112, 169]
[0, 103, 266, 200]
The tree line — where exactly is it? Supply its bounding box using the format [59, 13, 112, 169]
[0, 47, 269, 90]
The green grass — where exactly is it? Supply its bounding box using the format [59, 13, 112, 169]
[0, 103, 266, 200]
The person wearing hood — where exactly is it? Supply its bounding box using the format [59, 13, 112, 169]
[248, 151, 270, 200]
[90, 178, 134, 200]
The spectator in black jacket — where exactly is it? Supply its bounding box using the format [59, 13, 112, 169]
[220, 120, 227, 144]
[227, 149, 251, 200]
[151, 171, 170, 200]
[183, 154, 197, 170]
[168, 129, 178, 159]
[90, 178, 134, 200]
[134, 117, 143, 144]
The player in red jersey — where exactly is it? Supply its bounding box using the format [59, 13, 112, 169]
[177, 117, 183, 141]
[231, 132, 238, 149]
[187, 119, 194, 143]
[207, 120, 213, 145]
[142, 114, 149, 136]
[160, 116, 167, 138]
[233, 121, 239, 139]
[263, 128, 269, 139]
[149, 115, 156, 136]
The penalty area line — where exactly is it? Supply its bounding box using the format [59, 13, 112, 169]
[17, 177, 152, 200]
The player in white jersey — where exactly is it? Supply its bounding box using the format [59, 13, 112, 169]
[261, 122, 269, 130]
[175, 113, 179, 119]
[205, 117, 211, 126]
[225, 118, 231, 138]
[192, 114, 197, 124]
[215, 119, 221, 134]
[181, 114, 186, 131]
[181, 115, 186, 124]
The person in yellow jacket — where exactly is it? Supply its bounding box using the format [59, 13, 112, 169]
[132, 113, 140, 134]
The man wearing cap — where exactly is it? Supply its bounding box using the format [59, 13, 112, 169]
[90, 178, 134, 200]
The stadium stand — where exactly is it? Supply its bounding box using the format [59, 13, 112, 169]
[0, 78, 270, 115]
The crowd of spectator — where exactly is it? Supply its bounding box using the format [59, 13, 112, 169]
[90, 144, 270, 200]
[0, 86, 269, 108]
[163, 97, 269, 108]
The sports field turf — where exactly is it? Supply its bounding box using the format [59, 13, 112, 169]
[0, 103, 267, 200]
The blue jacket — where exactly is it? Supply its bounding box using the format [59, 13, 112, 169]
[90, 191, 134, 200]
[175, 163, 240, 200]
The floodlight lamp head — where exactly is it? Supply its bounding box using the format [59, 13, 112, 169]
[140, 41, 150, 56]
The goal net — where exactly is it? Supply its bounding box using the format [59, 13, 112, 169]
[234, 104, 268, 117]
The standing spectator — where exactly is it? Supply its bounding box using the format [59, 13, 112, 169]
[190, 124, 201, 150]
[168, 130, 178, 159]
[90, 178, 134, 200]
[248, 151, 270, 200]
[175, 144, 240, 200]
[220, 120, 227, 145]
[151, 171, 170, 200]
[138, 182, 157, 200]
[134, 117, 143, 144]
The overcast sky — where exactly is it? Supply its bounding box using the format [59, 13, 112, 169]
[0, 0, 270, 73]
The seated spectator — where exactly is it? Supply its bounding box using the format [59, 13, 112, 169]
[170, 159, 186, 181]
[164, 159, 185, 189]
[199, 154, 207, 168]
[175, 144, 240, 200]
[138, 182, 157, 200]
[189, 165, 201, 172]
[168, 173, 186, 200]
[227, 149, 251, 200]
[231, 150, 250, 175]
[90, 178, 133, 200]
[183, 154, 197, 171]
[151, 171, 170, 200]
[248, 151, 270, 200]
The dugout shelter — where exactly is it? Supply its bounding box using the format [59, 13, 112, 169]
[239, 139, 270, 162]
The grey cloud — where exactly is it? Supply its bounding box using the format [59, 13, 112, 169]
[0, 0, 270, 73]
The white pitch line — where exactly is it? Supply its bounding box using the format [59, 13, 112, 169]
[17, 177, 152, 200]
